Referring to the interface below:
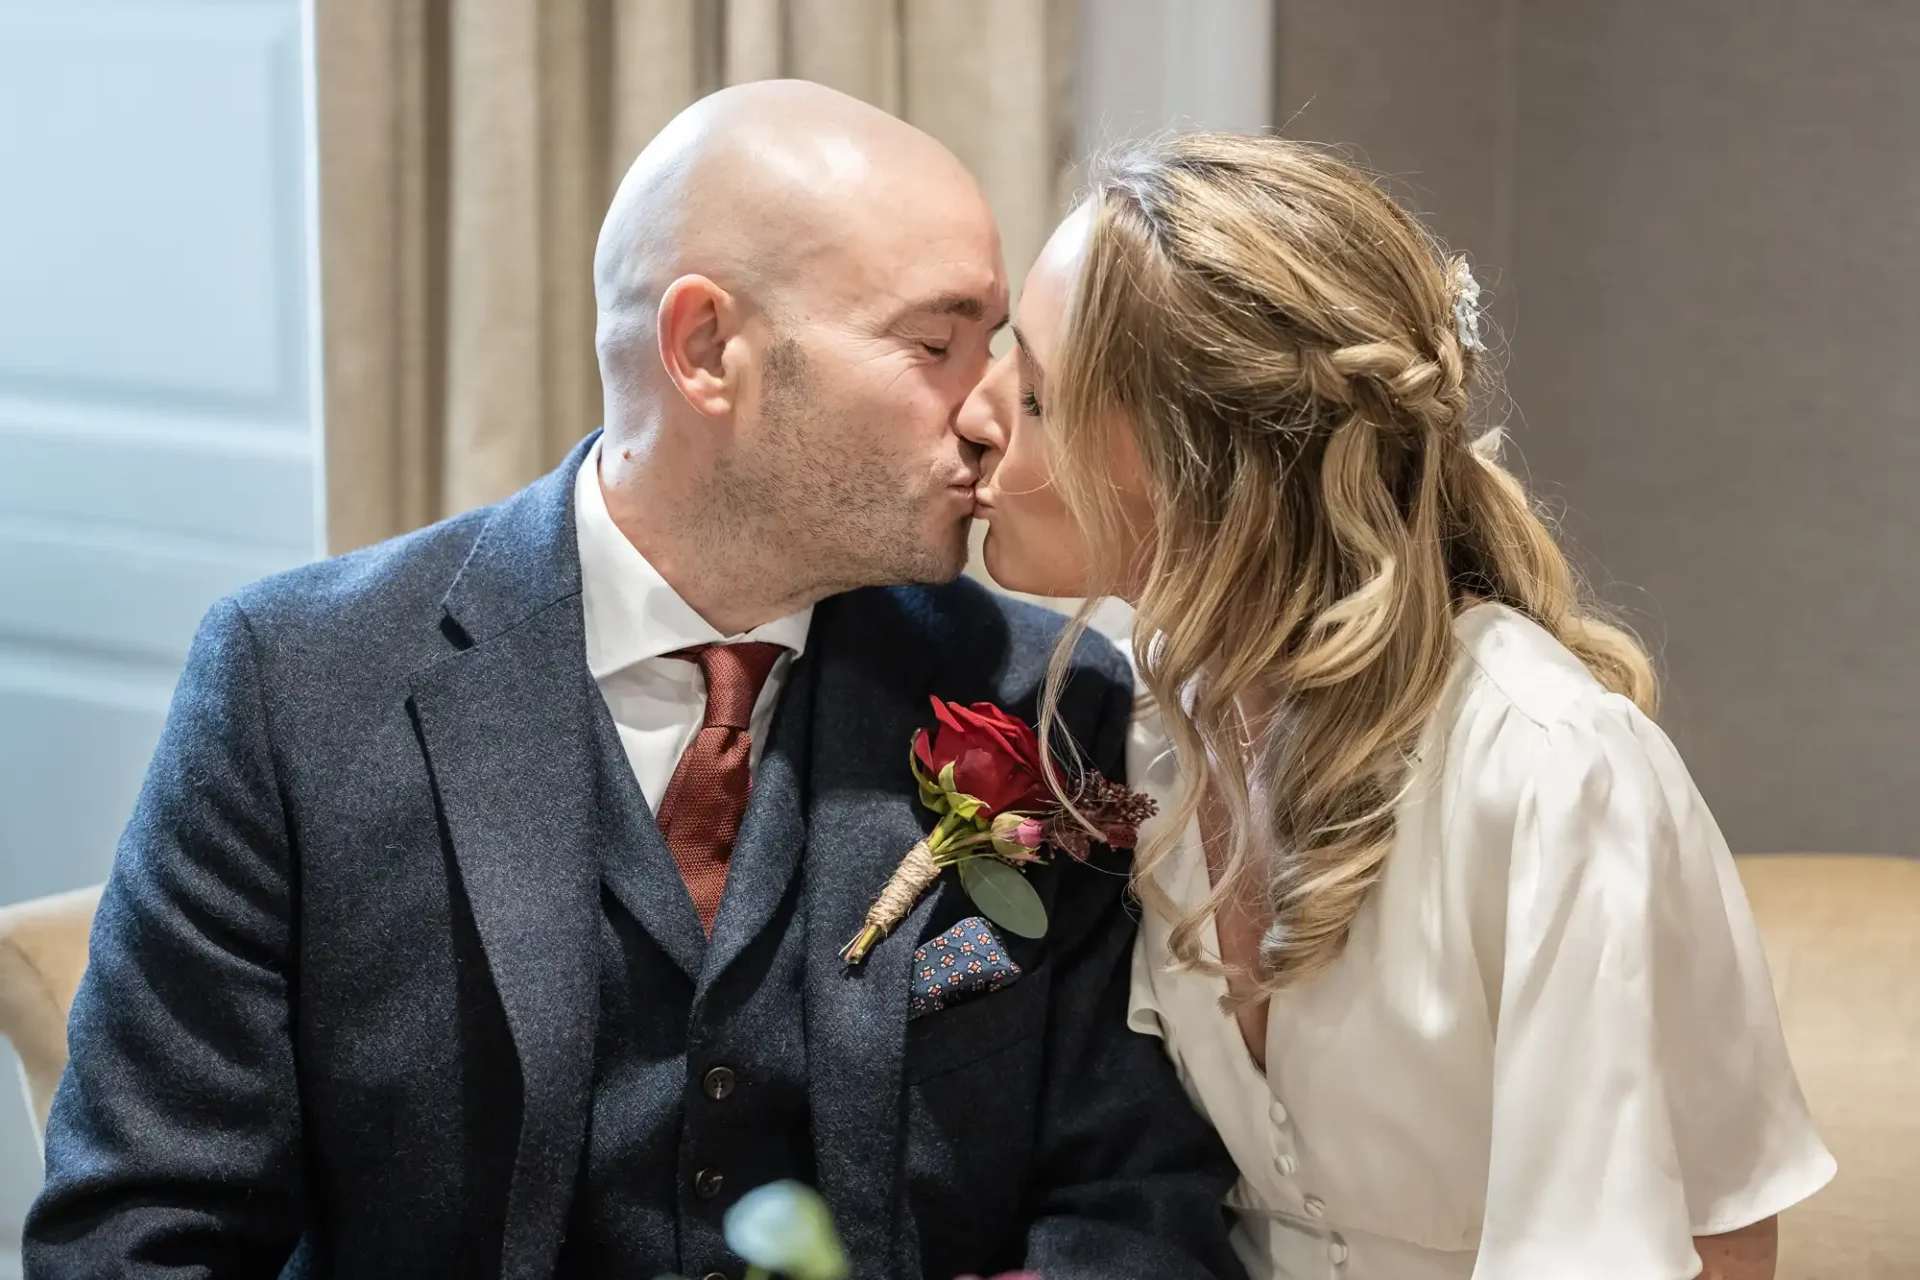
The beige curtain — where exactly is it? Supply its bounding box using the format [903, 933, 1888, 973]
[316, 0, 1080, 554]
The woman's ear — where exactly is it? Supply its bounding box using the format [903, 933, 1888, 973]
[657, 274, 739, 418]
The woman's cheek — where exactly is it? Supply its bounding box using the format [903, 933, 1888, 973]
[1003, 501, 1089, 597]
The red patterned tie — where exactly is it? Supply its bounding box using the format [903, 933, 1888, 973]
[655, 641, 787, 936]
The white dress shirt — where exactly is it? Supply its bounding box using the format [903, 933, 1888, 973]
[574, 438, 813, 811]
[1127, 602, 1835, 1280]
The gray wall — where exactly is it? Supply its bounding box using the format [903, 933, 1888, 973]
[1274, 0, 1920, 855]
[1079, 0, 1274, 146]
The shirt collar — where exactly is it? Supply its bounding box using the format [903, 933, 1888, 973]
[575, 437, 813, 681]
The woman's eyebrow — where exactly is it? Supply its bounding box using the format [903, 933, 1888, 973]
[1012, 324, 1044, 383]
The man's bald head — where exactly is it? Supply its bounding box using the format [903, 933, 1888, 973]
[593, 79, 989, 373]
[588, 80, 1009, 623]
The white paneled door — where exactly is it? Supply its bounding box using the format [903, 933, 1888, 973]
[0, 0, 320, 1262]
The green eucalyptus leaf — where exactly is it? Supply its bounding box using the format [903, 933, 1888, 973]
[957, 857, 1049, 939]
[723, 1181, 850, 1280]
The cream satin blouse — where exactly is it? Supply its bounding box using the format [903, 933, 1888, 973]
[1127, 603, 1834, 1280]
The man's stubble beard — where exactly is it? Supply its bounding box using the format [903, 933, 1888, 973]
[713, 340, 968, 597]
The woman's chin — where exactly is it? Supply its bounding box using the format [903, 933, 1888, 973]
[979, 530, 1039, 595]
[981, 529, 1087, 600]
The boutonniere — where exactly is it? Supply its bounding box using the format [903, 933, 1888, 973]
[840, 697, 1157, 965]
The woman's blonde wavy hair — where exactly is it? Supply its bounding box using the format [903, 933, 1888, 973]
[1037, 132, 1656, 993]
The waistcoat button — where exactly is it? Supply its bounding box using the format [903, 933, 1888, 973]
[694, 1167, 725, 1200]
[703, 1065, 737, 1100]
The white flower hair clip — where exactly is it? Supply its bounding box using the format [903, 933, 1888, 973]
[1449, 258, 1486, 354]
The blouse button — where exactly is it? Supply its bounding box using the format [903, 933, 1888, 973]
[1329, 1236, 1349, 1266]
[1274, 1152, 1297, 1177]
[1303, 1195, 1325, 1219]
[1268, 1099, 1288, 1126]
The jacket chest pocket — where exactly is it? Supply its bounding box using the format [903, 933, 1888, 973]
[902, 964, 1048, 1085]
[901, 967, 1048, 1274]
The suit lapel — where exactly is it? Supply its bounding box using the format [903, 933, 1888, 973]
[802, 594, 955, 1280]
[587, 694, 708, 981]
[406, 434, 613, 1280]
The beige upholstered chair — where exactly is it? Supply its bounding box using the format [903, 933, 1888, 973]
[1741, 855, 1920, 1280]
[0, 884, 101, 1146]
[0, 859, 1913, 1273]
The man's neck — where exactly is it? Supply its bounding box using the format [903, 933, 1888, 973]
[596, 435, 825, 636]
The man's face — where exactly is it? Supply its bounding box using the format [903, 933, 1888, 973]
[734, 194, 1009, 590]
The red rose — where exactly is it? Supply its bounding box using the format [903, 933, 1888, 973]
[914, 698, 1050, 818]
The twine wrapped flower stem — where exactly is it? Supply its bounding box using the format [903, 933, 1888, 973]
[839, 698, 1156, 966]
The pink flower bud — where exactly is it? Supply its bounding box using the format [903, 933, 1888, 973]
[988, 811, 1047, 862]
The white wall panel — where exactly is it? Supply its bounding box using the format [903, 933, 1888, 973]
[0, 3, 308, 419]
[0, 403, 314, 549]
[0, 0, 319, 1257]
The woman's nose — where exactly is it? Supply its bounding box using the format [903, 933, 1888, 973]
[955, 353, 1012, 455]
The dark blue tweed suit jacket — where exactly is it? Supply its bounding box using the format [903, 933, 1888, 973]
[26, 435, 1244, 1280]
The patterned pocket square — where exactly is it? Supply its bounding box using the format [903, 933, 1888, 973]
[909, 916, 1021, 1021]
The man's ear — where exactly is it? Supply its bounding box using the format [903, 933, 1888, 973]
[657, 274, 740, 418]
